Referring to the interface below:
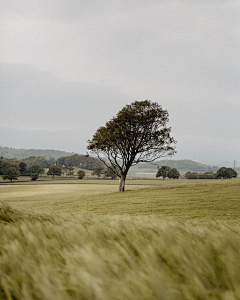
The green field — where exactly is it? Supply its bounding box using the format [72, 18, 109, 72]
[1, 178, 240, 220]
[1, 178, 240, 299]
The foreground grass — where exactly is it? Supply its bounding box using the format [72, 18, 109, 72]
[1, 204, 240, 300]
[1, 179, 240, 299]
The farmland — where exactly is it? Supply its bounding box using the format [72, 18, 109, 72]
[1, 178, 240, 219]
[1, 178, 240, 299]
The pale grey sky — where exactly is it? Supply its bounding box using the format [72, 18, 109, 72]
[0, 0, 240, 162]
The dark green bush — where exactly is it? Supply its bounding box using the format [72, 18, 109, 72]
[30, 173, 39, 181]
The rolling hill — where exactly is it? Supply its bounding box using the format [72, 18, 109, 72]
[130, 159, 219, 174]
[0, 146, 76, 160]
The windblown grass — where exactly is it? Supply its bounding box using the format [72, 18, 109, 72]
[1, 179, 240, 299]
[0, 201, 52, 224]
[1, 203, 240, 300]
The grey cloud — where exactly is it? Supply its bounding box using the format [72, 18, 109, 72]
[0, 63, 132, 131]
[0, 0, 161, 23]
[1, 1, 240, 161]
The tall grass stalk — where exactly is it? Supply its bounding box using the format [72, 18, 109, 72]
[1, 204, 240, 299]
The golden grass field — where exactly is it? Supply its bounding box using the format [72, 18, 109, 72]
[1, 178, 240, 299]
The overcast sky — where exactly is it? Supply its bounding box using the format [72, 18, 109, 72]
[1, 0, 240, 163]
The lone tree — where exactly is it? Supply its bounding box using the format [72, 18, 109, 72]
[2, 165, 20, 182]
[77, 170, 86, 179]
[156, 166, 171, 180]
[216, 167, 237, 179]
[66, 167, 74, 177]
[47, 165, 62, 179]
[87, 100, 176, 191]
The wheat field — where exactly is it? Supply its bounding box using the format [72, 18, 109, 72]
[1, 178, 240, 299]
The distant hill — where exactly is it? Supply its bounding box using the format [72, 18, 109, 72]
[0, 147, 223, 174]
[130, 159, 220, 175]
[0, 146, 76, 160]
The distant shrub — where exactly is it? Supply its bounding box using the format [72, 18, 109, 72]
[77, 170, 86, 179]
[30, 173, 38, 181]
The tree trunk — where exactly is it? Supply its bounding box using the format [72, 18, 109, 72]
[118, 175, 126, 192]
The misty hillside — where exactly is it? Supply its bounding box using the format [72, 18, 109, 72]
[130, 159, 220, 174]
[0, 146, 76, 160]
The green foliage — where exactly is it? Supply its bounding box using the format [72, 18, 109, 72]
[47, 165, 62, 179]
[168, 168, 180, 179]
[156, 166, 171, 180]
[2, 164, 20, 182]
[77, 170, 86, 179]
[104, 167, 117, 179]
[92, 166, 104, 178]
[186, 173, 215, 179]
[30, 173, 39, 181]
[88, 100, 176, 191]
[57, 154, 104, 170]
[0, 157, 19, 175]
[216, 167, 238, 179]
[28, 164, 44, 175]
[21, 156, 55, 168]
[19, 162, 27, 175]
[185, 171, 191, 177]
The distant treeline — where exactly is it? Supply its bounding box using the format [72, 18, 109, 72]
[0, 156, 56, 175]
[185, 173, 216, 179]
[185, 168, 237, 179]
[0, 154, 103, 175]
[57, 154, 104, 170]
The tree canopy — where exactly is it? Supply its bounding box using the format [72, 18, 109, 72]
[28, 164, 44, 175]
[2, 165, 20, 182]
[47, 165, 62, 179]
[168, 168, 180, 179]
[216, 167, 237, 179]
[21, 156, 55, 168]
[87, 100, 176, 191]
[19, 162, 27, 175]
[156, 166, 172, 180]
[77, 170, 86, 179]
[57, 154, 104, 170]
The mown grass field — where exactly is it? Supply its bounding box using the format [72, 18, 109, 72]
[1, 178, 240, 219]
[1, 178, 240, 299]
